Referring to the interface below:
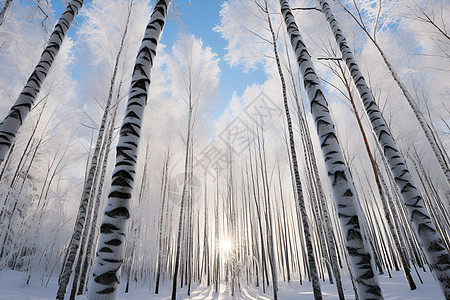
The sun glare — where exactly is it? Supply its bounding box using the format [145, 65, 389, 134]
[220, 239, 232, 254]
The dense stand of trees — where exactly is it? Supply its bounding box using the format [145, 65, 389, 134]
[0, 0, 448, 300]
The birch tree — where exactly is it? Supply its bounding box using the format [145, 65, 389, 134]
[88, 1, 171, 298]
[171, 109, 194, 300]
[324, 56, 417, 289]
[56, 2, 133, 298]
[279, 0, 383, 298]
[77, 100, 120, 296]
[288, 57, 345, 298]
[259, 1, 321, 298]
[170, 32, 220, 300]
[155, 147, 171, 294]
[336, 0, 450, 186]
[0, 0, 12, 26]
[0, 0, 83, 165]
[318, 1, 450, 297]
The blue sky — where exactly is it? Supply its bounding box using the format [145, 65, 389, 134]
[164, 1, 267, 117]
[51, 0, 267, 119]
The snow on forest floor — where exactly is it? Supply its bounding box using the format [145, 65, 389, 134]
[0, 269, 443, 299]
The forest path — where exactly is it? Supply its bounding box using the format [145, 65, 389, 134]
[0, 269, 444, 299]
[182, 283, 274, 299]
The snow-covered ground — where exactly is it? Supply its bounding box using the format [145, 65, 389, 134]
[0, 269, 443, 299]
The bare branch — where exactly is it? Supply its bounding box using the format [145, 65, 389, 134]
[317, 57, 343, 61]
[413, 3, 450, 41]
[373, 0, 382, 41]
[240, 24, 273, 45]
[291, 7, 322, 12]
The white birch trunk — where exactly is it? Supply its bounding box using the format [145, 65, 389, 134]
[171, 104, 194, 299]
[338, 2, 450, 186]
[279, 0, 382, 298]
[56, 5, 131, 295]
[155, 153, 168, 293]
[78, 104, 118, 296]
[0, 0, 13, 26]
[88, 1, 171, 298]
[318, 1, 450, 297]
[380, 48, 450, 185]
[57, 93, 108, 299]
[285, 36, 345, 297]
[0, 0, 83, 165]
[264, 1, 322, 297]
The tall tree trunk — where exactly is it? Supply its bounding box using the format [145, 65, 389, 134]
[155, 147, 171, 294]
[214, 172, 220, 293]
[68, 160, 101, 300]
[256, 128, 278, 300]
[285, 30, 345, 298]
[319, 1, 450, 297]
[284, 29, 345, 296]
[71, 103, 122, 299]
[262, 1, 322, 298]
[0, 0, 13, 26]
[88, 1, 171, 298]
[336, 1, 450, 186]
[202, 172, 210, 286]
[78, 104, 119, 296]
[0, 143, 13, 180]
[331, 57, 417, 290]
[279, 0, 382, 298]
[56, 3, 131, 296]
[0, 0, 83, 165]
[10, 99, 47, 188]
[171, 104, 194, 300]
[276, 163, 291, 283]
